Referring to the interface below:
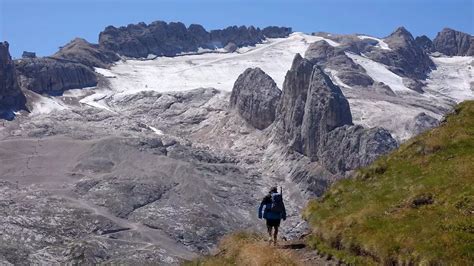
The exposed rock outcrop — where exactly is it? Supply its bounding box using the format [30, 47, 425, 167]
[53, 38, 120, 68]
[305, 40, 374, 87]
[15, 57, 98, 95]
[433, 28, 474, 56]
[364, 27, 435, 79]
[22, 51, 36, 59]
[275, 54, 397, 173]
[415, 35, 434, 53]
[0, 42, 26, 119]
[98, 21, 291, 58]
[230, 68, 281, 130]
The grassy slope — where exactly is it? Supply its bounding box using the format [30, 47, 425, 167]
[184, 232, 299, 266]
[304, 101, 474, 265]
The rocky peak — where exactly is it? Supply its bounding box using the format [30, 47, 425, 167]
[275, 53, 396, 173]
[53, 38, 119, 68]
[304, 40, 342, 64]
[0, 42, 26, 119]
[276, 54, 352, 156]
[365, 26, 434, 79]
[415, 35, 434, 53]
[300, 65, 353, 158]
[230, 67, 281, 130]
[388, 26, 413, 40]
[433, 28, 473, 56]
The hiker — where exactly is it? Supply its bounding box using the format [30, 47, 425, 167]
[258, 186, 286, 245]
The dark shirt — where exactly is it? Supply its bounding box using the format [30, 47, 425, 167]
[258, 193, 286, 220]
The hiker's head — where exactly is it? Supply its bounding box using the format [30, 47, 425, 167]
[269, 186, 278, 193]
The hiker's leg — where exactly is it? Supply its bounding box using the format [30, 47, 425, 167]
[266, 224, 272, 237]
[273, 226, 279, 245]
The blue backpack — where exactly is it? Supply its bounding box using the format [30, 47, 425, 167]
[270, 193, 284, 213]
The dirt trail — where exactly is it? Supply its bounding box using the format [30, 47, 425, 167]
[278, 239, 343, 266]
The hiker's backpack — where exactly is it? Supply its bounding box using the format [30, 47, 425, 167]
[270, 193, 284, 213]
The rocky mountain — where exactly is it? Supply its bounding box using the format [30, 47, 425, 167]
[0, 42, 26, 119]
[0, 21, 472, 265]
[415, 35, 434, 53]
[15, 57, 98, 95]
[274, 54, 397, 173]
[230, 67, 281, 129]
[433, 28, 474, 56]
[53, 38, 120, 68]
[99, 21, 291, 58]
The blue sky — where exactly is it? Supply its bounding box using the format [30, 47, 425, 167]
[1, 0, 472, 58]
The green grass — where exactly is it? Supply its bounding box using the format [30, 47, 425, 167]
[304, 101, 474, 265]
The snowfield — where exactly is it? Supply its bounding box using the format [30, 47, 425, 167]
[28, 32, 474, 142]
[357, 35, 392, 50]
[346, 52, 413, 93]
[95, 32, 338, 95]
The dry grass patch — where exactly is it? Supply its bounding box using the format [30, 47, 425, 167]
[184, 232, 299, 266]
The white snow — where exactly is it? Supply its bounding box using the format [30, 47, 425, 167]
[94, 68, 116, 78]
[30, 94, 68, 116]
[94, 32, 339, 97]
[357, 35, 391, 50]
[325, 68, 352, 88]
[148, 125, 164, 135]
[346, 52, 412, 93]
[345, 54, 473, 142]
[79, 91, 117, 113]
[425, 56, 474, 103]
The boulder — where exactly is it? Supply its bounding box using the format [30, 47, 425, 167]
[15, 57, 98, 95]
[230, 68, 281, 129]
[0, 42, 26, 119]
[433, 28, 474, 56]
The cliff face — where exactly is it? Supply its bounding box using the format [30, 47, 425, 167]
[433, 28, 474, 56]
[275, 54, 397, 173]
[15, 57, 98, 95]
[0, 42, 26, 119]
[98, 21, 291, 58]
[230, 67, 281, 130]
[364, 27, 435, 80]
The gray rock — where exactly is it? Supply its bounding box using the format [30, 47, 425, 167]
[406, 112, 440, 136]
[337, 71, 374, 87]
[433, 28, 474, 56]
[15, 57, 98, 95]
[21, 51, 36, 59]
[415, 35, 434, 53]
[364, 27, 435, 80]
[99, 21, 291, 58]
[320, 125, 397, 173]
[300, 64, 353, 158]
[53, 38, 120, 68]
[304, 40, 374, 87]
[230, 68, 281, 130]
[0, 42, 26, 119]
[224, 42, 238, 53]
[275, 54, 397, 173]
